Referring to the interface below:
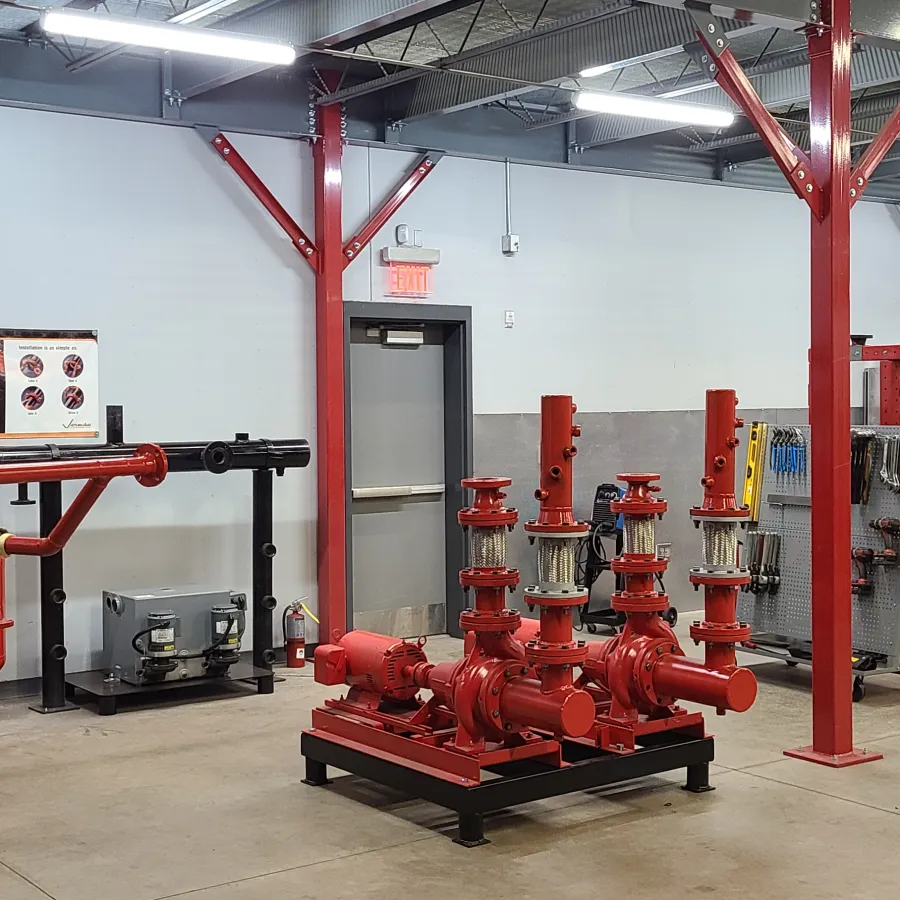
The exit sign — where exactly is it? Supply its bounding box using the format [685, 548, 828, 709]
[388, 262, 433, 298]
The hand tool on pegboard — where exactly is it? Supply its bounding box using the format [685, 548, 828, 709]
[851, 430, 876, 504]
[879, 435, 900, 493]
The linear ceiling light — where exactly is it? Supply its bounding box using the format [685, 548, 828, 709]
[41, 9, 296, 65]
[574, 90, 735, 129]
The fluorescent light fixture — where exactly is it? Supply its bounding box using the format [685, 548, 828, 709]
[41, 9, 297, 65]
[574, 90, 735, 129]
[580, 62, 616, 78]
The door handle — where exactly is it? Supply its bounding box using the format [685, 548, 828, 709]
[352, 483, 446, 500]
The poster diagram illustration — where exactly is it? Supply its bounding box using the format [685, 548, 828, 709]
[0, 330, 99, 439]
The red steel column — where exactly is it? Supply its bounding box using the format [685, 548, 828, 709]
[313, 83, 347, 643]
[785, 1, 881, 767]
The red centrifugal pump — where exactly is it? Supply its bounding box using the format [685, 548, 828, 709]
[303, 391, 758, 846]
[578, 472, 756, 752]
[312, 467, 595, 771]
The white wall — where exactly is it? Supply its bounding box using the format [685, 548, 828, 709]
[343, 148, 900, 414]
[0, 108, 318, 680]
[1, 104, 899, 679]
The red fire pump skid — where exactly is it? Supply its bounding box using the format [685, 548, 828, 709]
[302, 392, 757, 846]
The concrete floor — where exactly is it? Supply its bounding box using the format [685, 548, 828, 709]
[2, 620, 900, 900]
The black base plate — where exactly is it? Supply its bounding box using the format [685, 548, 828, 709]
[302, 729, 715, 845]
[66, 663, 276, 715]
[28, 700, 80, 715]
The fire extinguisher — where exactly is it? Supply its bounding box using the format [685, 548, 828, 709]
[283, 600, 317, 668]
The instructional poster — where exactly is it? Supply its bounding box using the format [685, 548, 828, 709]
[0, 330, 100, 439]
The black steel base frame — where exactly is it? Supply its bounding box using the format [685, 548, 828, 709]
[301, 730, 715, 846]
[65, 662, 276, 716]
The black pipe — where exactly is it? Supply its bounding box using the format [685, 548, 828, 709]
[252, 468, 276, 693]
[37, 482, 67, 712]
[0, 437, 310, 473]
[106, 405, 125, 446]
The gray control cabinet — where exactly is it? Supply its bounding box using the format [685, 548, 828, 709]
[103, 586, 246, 686]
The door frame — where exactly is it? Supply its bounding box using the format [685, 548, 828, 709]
[344, 302, 473, 637]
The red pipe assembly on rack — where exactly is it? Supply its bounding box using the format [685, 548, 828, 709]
[0, 446, 168, 671]
[305, 392, 757, 815]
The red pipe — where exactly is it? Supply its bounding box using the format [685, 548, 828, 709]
[527, 395, 581, 530]
[688, 390, 752, 676]
[3, 479, 110, 557]
[0, 558, 12, 672]
[0, 445, 167, 559]
[653, 656, 756, 713]
[498, 675, 595, 736]
[523, 396, 589, 695]
[0, 446, 166, 487]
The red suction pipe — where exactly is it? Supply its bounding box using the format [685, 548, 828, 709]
[0, 445, 168, 559]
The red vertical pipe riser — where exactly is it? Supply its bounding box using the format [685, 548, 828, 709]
[809, 2, 853, 758]
[0, 558, 11, 671]
[706, 391, 742, 671]
[524, 396, 588, 696]
[533, 396, 580, 530]
[313, 83, 347, 643]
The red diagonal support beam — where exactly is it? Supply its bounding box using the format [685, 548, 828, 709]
[692, 13, 822, 219]
[210, 133, 319, 271]
[342, 151, 443, 268]
[851, 102, 900, 206]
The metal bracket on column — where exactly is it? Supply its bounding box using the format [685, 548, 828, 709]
[690, 7, 823, 218]
[684, 39, 720, 80]
[342, 151, 444, 268]
[851, 103, 900, 206]
[205, 131, 319, 271]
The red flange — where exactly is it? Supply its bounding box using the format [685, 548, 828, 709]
[458, 477, 518, 528]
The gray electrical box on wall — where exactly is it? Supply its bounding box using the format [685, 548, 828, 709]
[501, 233, 520, 255]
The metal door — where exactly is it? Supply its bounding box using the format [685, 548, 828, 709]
[349, 323, 447, 636]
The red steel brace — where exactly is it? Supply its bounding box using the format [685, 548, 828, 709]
[691, 9, 822, 218]
[851, 102, 900, 206]
[210, 133, 319, 270]
[342, 152, 443, 267]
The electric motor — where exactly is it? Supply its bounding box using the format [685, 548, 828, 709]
[338, 630, 427, 701]
[146, 611, 177, 659]
[209, 604, 245, 663]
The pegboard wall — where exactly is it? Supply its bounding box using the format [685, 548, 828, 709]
[737, 424, 900, 661]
